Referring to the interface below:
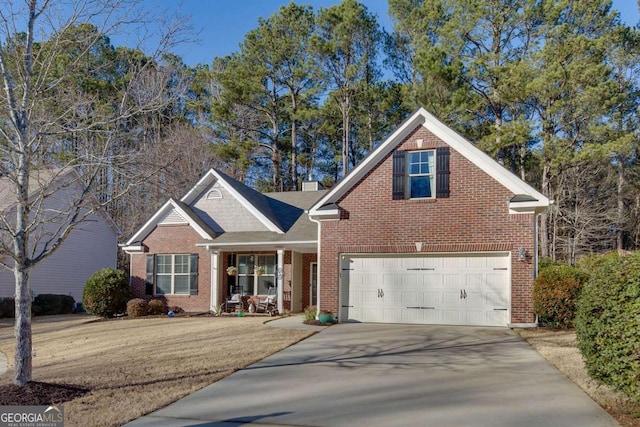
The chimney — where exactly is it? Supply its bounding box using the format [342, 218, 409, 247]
[302, 181, 323, 192]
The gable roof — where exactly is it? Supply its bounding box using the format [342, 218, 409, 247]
[195, 189, 327, 251]
[123, 198, 216, 250]
[309, 107, 550, 218]
[181, 169, 284, 233]
[123, 169, 327, 252]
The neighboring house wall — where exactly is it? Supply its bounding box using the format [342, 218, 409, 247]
[130, 224, 211, 312]
[0, 184, 117, 303]
[319, 125, 536, 323]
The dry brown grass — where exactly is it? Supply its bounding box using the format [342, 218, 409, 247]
[0, 314, 313, 427]
[516, 328, 640, 427]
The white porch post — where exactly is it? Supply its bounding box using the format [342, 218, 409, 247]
[210, 250, 219, 312]
[277, 248, 284, 313]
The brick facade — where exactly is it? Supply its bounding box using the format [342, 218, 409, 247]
[318, 125, 537, 324]
[130, 224, 211, 312]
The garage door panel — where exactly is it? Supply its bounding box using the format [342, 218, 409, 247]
[442, 290, 460, 304]
[422, 291, 439, 305]
[422, 274, 441, 288]
[442, 309, 462, 324]
[341, 253, 511, 326]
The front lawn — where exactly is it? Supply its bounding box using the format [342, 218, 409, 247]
[0, 314, 313, 427]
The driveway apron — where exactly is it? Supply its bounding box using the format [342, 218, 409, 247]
[126, 323, 618, 427]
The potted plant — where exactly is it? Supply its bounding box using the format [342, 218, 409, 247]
[255, 266, 265, 276]
[318, 310, 334, 324]
[226, 266, 237, 276]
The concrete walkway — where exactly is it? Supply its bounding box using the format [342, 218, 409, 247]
[126, 323, 617, 427]
[265, 314, 329, 332]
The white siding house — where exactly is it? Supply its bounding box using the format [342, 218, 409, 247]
[0, 170, 118, 304]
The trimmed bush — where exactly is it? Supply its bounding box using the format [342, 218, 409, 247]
[533, 264, 589, 329]
[127, 298, 149, 317]
[575, 252, 640, 400]
[148, 299, 166, 315]
[32, 294, 75, 316]
[0, 298, 14, 319]
[83, 268, 131, 318]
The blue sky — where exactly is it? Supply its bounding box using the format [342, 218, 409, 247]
[150, 0, 639, 67]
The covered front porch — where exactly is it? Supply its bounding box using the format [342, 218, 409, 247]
[197, 239, 318, 315]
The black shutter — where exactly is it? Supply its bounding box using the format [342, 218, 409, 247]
[145, 254, 154, 295]
[189, 254, 198, 295]
[436, 147, 450, 198]
[392, 150, 406, 200]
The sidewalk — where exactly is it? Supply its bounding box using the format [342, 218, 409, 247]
[265, 314, 329, 332]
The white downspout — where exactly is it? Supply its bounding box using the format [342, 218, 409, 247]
[276, 249, 284, 314]
[309, 217, 322, 320]
[210, 249, 219, 313]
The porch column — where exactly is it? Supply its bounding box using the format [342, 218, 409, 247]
[277, 248, 284, 313]
[210, 250, 219, 312]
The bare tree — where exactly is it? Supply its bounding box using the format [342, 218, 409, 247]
[0, 0, 190, 386]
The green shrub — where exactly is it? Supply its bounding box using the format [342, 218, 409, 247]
[538, 256, 567, 272]
[0, 298, 14, 319]
[575, 252, 640, 400]
[127, 298, 148, 317]
[304, 305, 317, 322]
[148, 299, 166, 315]
[83, 268, 131, 318]
[533, 264, 589, 329]
[32, 294, 75, 316]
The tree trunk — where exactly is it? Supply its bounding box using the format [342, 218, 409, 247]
[616, 159, 625, 252]
[540, 162, 551, 258]
[290, 95, 298, 191]
[14, 267, 32, 386]
[342, 95, 351, 177]
[14, 160, 32, 386]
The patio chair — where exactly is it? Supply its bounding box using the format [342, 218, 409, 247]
[225, 293, 242, 313]
[256, 287, 277, 315]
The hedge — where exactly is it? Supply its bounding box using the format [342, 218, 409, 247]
[575, 252, 640, 400]
[533, 264, 589, 329]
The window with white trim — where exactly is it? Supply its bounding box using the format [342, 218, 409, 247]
[236, 254, 276, 295]
[408, 150, 435, 199]
[148, 254, 198, 295]
[392, 147, 450, 200]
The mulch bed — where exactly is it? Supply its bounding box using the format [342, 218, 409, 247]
[0, 382, 89, 405]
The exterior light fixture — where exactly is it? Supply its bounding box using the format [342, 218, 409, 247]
[518, 247, 526, 261]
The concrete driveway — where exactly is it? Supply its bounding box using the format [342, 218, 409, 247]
[126, 323, 618, 427]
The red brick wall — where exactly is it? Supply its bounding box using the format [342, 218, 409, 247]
[130, 224, 211, 313]
[319, 125, 537, 323]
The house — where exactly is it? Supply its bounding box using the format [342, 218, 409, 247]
[0, 169, 119, 305]
[123, 107, 549, 327]
[123, 169, 325, 314]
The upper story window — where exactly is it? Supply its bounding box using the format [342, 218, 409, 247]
[393, 146, 450, 200]
[408, 150, 435, 199]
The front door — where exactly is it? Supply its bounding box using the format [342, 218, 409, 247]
[310, 262, 318, 306]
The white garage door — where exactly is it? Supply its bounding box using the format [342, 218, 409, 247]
[340, 253, 510, 326]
